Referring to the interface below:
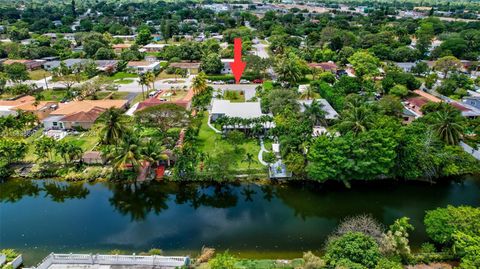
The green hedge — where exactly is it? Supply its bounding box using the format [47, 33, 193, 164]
[206, 74, 260, 81]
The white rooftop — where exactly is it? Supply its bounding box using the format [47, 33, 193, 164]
[211, 100, 265, 119]
[298, 99, 339, 119]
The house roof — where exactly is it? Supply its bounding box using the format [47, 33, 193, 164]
[413, 90, 441, 103]
[169, 62, 201, 69]
[112, 44, 132, 49]
[308, 62, 338, 70]
[15, 101, 57, 112]
[127, 61, 160, 68]
[51, 100, 127, 116]
[3, 59, 31, 65]
[60, 107, 105, 122]
[136, 89, 194, 111]
[143, 43, 168, 49]
[211, 100, 265, 119]
[298, 99, 339, 119]
[0, 96, 35, 107]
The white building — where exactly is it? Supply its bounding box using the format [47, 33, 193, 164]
[298, 99, 339, 119]
[210, 100, 266, 121]
[127, 61, 161, 73]
[221, 59, 234, 74]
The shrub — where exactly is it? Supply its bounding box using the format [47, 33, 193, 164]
[374, 258, 402, 269]
[389, 84, 409, 97]
[302, 251, 326, 269]
[329, 215, 385, 246]
[263, 152, 276, 163]
[420, 243, 436, 253]
[147, 248, 163, 255]
[1, 249, 19, 262]
[334, 259, 367, 269]
[325, 232, 381, 268]
[209, 251, 237, 269]
[424, 206, 480, 245]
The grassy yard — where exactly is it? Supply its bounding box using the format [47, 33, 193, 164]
[160, 89, 188, 101]
[114, 79, 135, 84]
[224, 90, 245, 102]
[39, 89, 68, 101]
[87, 91, 131, 100]
[157, 71, 183, 80]
[108, 72, 138, 80]
[24, 126, 101, 162]
[263, 81, 273, 91]
[197, 113, 264, 171]
[28, 70, 51, 80]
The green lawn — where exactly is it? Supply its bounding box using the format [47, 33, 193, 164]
[88, 91, 130, 100]
[263, 81, 273, 91]
[114, 79, 134, 84]
[108, 72, 138, 80]
[24, 126, 101, 162]
[197, 113, 264, 171]
[28, 70, 51, 80]
[39, 89, 67, 101]
[224, 90, 245, 102]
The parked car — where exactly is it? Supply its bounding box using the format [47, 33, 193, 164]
[227, 79, 235, 84]
[240, 79, 250, 84]
[253, 79, 263, 84]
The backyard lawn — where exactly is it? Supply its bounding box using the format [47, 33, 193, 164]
[87, 91, 131, 100]
[39, 89, 68, 101]
[24, 126, 101, 162]
[107, 72, 138, 80]
[197, 112, 264, 171]
[28, 70, 51, 80]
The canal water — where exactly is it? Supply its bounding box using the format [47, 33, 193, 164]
[1, 177, 480, 265]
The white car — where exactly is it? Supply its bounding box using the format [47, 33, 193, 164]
[240, 79, 250, 84]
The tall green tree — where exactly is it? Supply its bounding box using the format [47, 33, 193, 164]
[99, 108, 127, 145]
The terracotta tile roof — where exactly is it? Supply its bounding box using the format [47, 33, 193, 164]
[112, 44, 132, 49]
[14, 101, 57, 111]
[136, 89, 194, 112]
[308, 62, 338, 71]
[60, 107, 106, 122]
[3, 59, 31, 65]
[51, 100, 127, 116]
[413, 90, 442, 103]
[0, 96, 35, 106]
[127, 61, 152, 67]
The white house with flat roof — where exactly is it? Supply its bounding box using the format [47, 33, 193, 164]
[210, 100, 265, 121]
[298, 99, 339, 119]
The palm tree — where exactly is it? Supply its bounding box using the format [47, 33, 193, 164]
[299, 85, 317, 100]
[100, 108, 127, 145]
[192, 72, 207, 95]
[112, 135, 142, 173]
[336, 106, 374, 135]
[243, 152, 255, 170]
[303, 100, 326, 126]
[145, 71, 156, 91]
[141, 139, 168, 166]
[138, 73, 148, 100]
[432, 109, 464, 145]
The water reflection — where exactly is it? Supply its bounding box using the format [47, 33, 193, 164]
[0, 180, 88, 203]
[1, 177, 480, 264]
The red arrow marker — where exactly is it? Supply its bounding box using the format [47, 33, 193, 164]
[230, 38, 246, 84]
